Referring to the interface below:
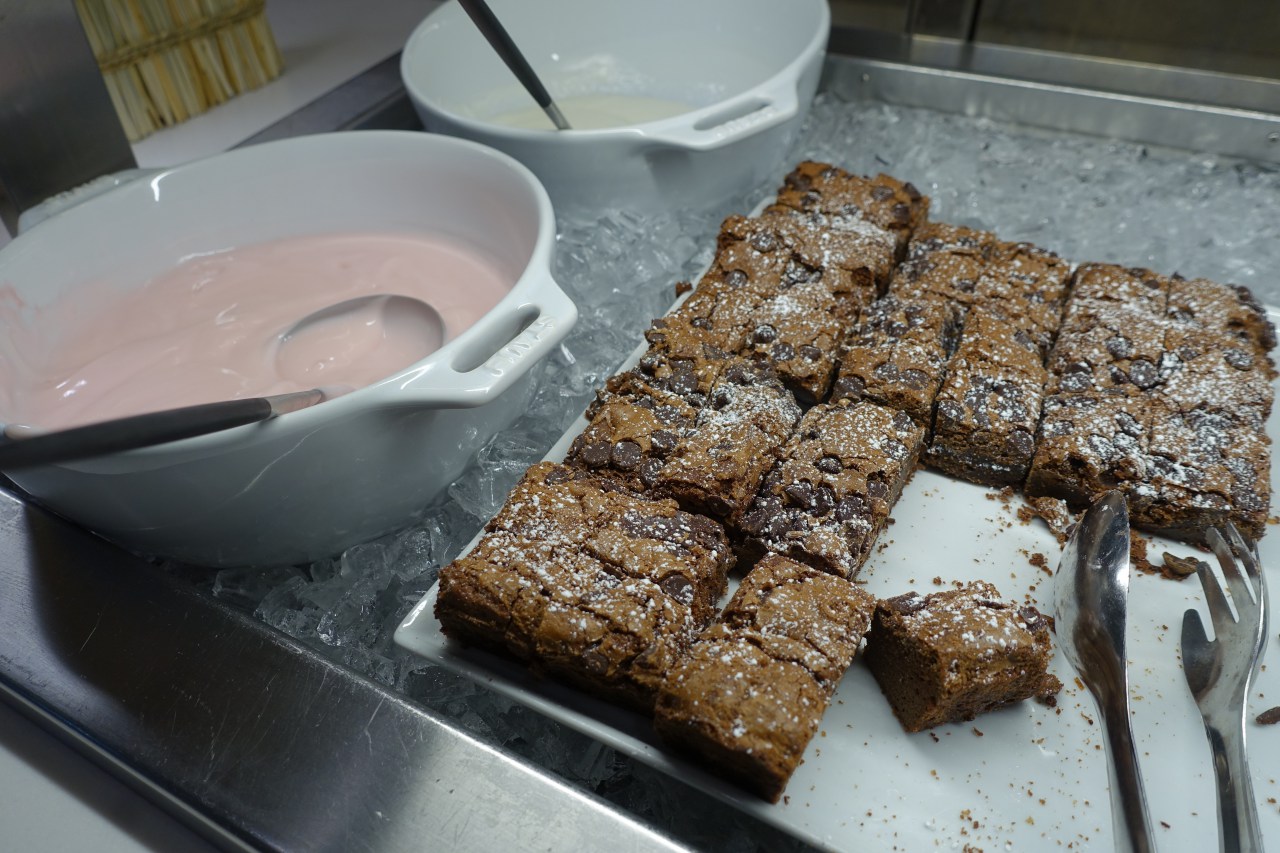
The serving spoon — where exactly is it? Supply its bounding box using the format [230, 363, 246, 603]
[456, 0, 572, 130]
[0, 294, 444, 470]
[1054, 491, 1157, 853]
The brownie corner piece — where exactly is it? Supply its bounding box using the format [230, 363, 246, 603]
[653, 635, 827, 802]
[653, 554, 874, 802]
[863, 581, 1062, 732]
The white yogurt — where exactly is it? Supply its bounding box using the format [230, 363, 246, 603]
[488, 93, 694, 130]
[0, 232, 512, 430]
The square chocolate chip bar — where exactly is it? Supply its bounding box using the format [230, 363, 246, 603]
[831, 294, 963, 425]
[738, 400, 924, 579]
[926, 308, 1048, 486]
[863, 581, 1062, 732]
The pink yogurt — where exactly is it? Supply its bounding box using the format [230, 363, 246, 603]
[0, 232, 513, 431]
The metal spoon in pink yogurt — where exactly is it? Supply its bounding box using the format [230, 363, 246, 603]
[0, 231, 513, 431]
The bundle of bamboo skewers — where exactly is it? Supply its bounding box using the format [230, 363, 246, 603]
[75, 0, 284, 141]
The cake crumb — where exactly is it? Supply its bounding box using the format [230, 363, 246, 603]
[1256, 706, 1280, 725]
[1161, 552, 1204, 581]
[674, 280, 693, 296]
[1020, 495, 1076, 544]
[1130, 534, 1155, 575]
[1028, 552, 1051, 575]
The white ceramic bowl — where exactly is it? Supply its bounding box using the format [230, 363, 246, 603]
[401, 0, 830, 216]
[0, 131, 576, 567]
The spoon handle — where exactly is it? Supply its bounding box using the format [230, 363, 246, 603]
[456, 0, 571, 130]
[1097, 682, 1158, 853]
[0, 390, 322, 470]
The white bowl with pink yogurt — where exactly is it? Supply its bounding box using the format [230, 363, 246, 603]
[0, 130, 576, 567]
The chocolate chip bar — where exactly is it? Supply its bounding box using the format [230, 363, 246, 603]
[765, 161, 929, 257]
[738, 400, 925, 579]
[653, 555, 875, 801]
[654, 361, 802, 525]
[830, 294, 963, 425]
[926, 308, 1048, 486]
[863, 581, 1062, 732]
[434, 463, 733, 710]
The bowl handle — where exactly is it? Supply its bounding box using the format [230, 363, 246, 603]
[636, 74, 803, 153]
[398, 274, 578, 408]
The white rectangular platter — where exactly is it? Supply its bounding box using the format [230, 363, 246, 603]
[396, 307, 1280, 853]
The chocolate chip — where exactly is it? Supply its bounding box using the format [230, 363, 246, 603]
[892, 411, 916, 433]
[1225, 348, 1254, 370]
[691, 317, 711, 330]
[873, 361, 900, 381]
[687, 514, 724, 548]
[750, 231, 777, 253]
[816, 455, 842, 474]
[955, 278, 976, 293]
[660, 573, 694, 604]
[740, 506, 770, 537]
[871, 185, 895, 201]
[1059, 368, 1093, 393]
[1018, 606, 1047, 633]
[886, 593, 926, 615]
[891, 202, 911, 223]
[904, 182, 922, 201]
[831, 375, 866, 401]
[786, 259, 819, 285]
[639, 354, 660, 375]
[788, 172, 814, 192]
[611, 440, 642, 470]
[650, 429, 678, 456]
[772, 342, 796, 361]
[543, 466, 571, 485]
[784, 481, 815, 509]
[753, 324, 777, 344]
[724, 269, 748, 288]
[901, 368, 929, 389]
[667, 369, 697, 397]
[1105, 336, 1133, 358]
[866, 475, 889, 500]
[835, 495, 869, 521]
[639, 458, 662, 487]
[814, 484, 836, 516]
[1006, 429, 1034, 457]
[712, 388, 734, 409]
[798, 345, 823, 362]
[579, 441, 611, 467]
[1127, 359, 1159, 389]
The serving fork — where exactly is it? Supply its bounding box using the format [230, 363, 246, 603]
[1180, 523, 1270, 853]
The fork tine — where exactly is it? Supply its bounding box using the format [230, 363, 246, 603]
[1222, 522, 1262, 604]
[1201, 528, 1238, 635]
